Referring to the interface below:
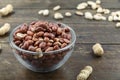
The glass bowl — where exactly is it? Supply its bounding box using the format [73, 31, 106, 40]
[9, 21, 76, 72]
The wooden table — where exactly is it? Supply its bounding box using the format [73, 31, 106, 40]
[0, 0, 120, 80]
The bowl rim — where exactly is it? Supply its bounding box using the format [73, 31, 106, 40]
[9, 21, 76, 54]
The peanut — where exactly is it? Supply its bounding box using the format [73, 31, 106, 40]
[76, 2, 88, 10]
[92, 43, 104, 56]
[84, 12, 93, 19]
[0, 23, 11, 36]
[116, 22, 120, 28]
[77, 66, 93, 80]
[0, 4, 13, 16]
[53, 5, 61, 11]
[54, 12, 64, 20]
[75, 11, 84, 16]
[65, 12, 72, 17]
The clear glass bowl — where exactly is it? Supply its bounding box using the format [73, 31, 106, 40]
[9, 22, 76, 72]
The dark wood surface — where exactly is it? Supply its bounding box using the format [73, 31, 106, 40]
[0, 0, 120, 80]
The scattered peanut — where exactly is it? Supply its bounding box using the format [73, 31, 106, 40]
[53, 5, 61, 11]
[93, 14, 101, 20]
[76, 2, 88, 10]
[113, 16, 120, 21]
[38, 9, 49, 16]
[93, 13, 106, 20]
[103, 9, 110, 14]
[87, 1, 98, 10]
[92, 43, 104, 56]
[75, 11, 84, 16]
[116, 22, 120, 28]
[54, 12, 64, 19]
[84, 66, 93, 74]
[43, 9, 49, 16]
[97, 7, 103, 13]
[38, 10, 44, 15]
[77, 66, 93, 80]
[84, 12, 93, 19]
[0, 23, 11, 36]
[96, 0, 101, 4]
[65, 12, 72, 17]
[108, 16, 113, 21]
[0, 4, 13, 16]
[36, 1, 120, 29]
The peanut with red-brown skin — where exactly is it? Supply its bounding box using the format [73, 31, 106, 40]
[52, 26, 58, 31]
[39, 38, 44, 42]
[47, 42, 53, 46]
[28, 46, 36, 52]
[44, 32, 55, 39]
[27, 31, 34, 36]
[19, 43, 23, 48]
[32, 37, 38, 41]
[63, 39, 70, 44]
[35, 27, 46, 32]
[54, 42, 62, 46]
[44, 32, 49, 37]
[45, 47, 54, 52]
[34, 40, 41, 46]
[44, 37, 49, 42]
[20, 24, 28, 33]
[54, 38, 59, 42]
[57, 27, 62, 35]
[39, 42, 46, 48]
[29, 26, 35, 32]
[14, 40, 21, 46]
[49, 40, 54, 43]
[47, 28, 52, 32]
[36, 31, 44, 37]
[22, 41, 29, 49]
[64, 27, 70, 32]
[53, 45, 59, 50]
[66, 34, 71, 40]
[36, 48, 42, 52]
[25, 36, 32, 41]
[59, 38, 64, 43]
[27, 40, 34, 45]
[61, 43, 67, 48]
[50, 33, 55, 39]
[61, 32, 68, 39]
[30, 21, 36, 25]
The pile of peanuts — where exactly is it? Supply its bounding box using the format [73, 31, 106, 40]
[13, 21, 71, 52]
[38, 0, 120, 28]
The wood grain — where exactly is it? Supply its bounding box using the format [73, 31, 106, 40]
[0, 0, 120, 80]
[1, 44, 120, 80]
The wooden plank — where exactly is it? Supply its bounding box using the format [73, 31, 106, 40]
[0, 0, 120, 9]
[0, 22, 119, 44]
[0, 43, 120, 80]
[0, 9, 118, 24]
